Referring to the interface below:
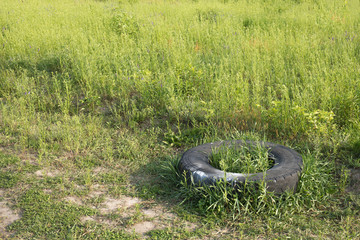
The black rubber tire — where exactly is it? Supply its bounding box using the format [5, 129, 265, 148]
[179, 140, 303, 194]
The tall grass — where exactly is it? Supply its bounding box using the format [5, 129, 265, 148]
[1, 0, 359, 143]
[209, 142, 272, 173]
[0, 0, 359, 237]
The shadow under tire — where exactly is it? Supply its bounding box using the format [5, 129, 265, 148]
[179, 140, 303, 194]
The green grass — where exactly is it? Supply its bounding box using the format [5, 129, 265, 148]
[209, 142, 272, 173]
[0, 0, 360, 238]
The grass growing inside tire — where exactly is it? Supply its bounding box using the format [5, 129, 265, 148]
[163, 146, 341, 221]
[209, 143, 274, 173]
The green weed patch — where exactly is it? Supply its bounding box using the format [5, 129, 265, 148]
[210, 143, 272, 173]
[9, 189, 95, 238]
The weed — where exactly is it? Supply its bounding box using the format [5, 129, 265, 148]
[126, 204, 144, 226]
[0, 171, 20, 188]
[9, 188, 96, 239]
[110, 10, 140, 37]
[210, 142, 273, 173]
[0, 151, 20, 168]
[197, 9, 220, 24]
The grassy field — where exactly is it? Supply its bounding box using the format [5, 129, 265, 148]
[0, 0, 360, 238]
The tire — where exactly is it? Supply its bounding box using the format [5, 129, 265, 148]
[179, 140, 303, 194]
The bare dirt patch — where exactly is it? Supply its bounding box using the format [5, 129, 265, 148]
[93, 167, 107, 174]
[78, 195, 183, 236]
[120, 196, 141, 209]
[64, 196, 83, 205]
[96, 196, 142, 213]
[89, 183, 107, 193]
[35, 169, 60, 177]
[18, 151, 38, 163]
[143, 208, 158, 218]
[142, 205, 176, 220]
[0, 190, 21, 238]
[43, 189, 53, 194]
[101, 197, 131, 214]
[80, 216, 95, 222]
[130, 221, 156, 235]
[89, 190, 106, 198]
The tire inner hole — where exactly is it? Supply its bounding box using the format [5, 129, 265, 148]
[209, 144, 276, 174]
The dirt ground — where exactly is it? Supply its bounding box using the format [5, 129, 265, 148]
[1, 160, 359, 239]
[0, 187, 197, 239]
[0, 190, 21, 239]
